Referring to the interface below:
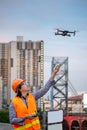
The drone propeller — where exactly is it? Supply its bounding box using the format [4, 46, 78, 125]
[55, 28, 60, 32]
[73, 30, 78, 36]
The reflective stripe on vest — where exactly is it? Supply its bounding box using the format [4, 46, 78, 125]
[14, 119, 40, 130]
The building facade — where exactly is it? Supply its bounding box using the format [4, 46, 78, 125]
[0, 43, 10, 107]
[0, 77, 2, 109]
[0, 36, 44, 109]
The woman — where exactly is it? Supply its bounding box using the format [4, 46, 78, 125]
[9, 65, 60, 130]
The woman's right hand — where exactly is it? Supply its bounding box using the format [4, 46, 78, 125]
[27, 114, 37, 119]
[22, 114, 37, 120]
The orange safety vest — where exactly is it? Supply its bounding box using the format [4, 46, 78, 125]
[11, 93, 41, 130]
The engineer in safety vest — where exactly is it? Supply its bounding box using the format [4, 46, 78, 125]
[9, 65, 60, 130]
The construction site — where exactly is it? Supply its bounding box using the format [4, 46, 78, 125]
[0, 36, 87, 130]
[43, 56, 87, 130]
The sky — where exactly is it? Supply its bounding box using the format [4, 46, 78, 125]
[0, 0, 87, 95]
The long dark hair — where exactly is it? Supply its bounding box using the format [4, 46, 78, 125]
[16, 84, 22, 97]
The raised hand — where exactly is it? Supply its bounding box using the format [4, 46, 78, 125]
[51, 64, 60, 79]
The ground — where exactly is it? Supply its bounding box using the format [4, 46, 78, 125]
[0, 123, 13, 130]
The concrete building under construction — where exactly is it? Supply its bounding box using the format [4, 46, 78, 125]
[0, 36, 44, 109]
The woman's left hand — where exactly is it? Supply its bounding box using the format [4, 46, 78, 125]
[51, 64, 60, 79]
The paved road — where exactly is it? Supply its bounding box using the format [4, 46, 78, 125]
[0, 123, 13, 130]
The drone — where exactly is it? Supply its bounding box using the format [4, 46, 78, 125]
[55, 28, 76, 37]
